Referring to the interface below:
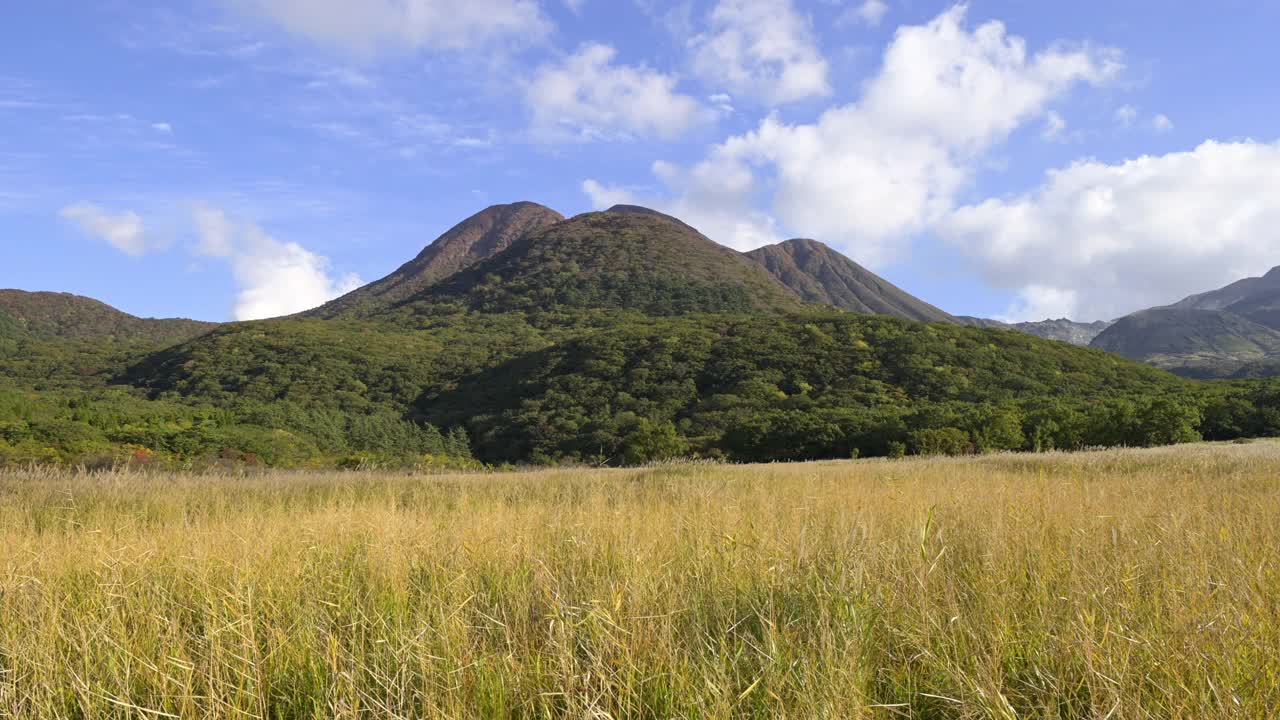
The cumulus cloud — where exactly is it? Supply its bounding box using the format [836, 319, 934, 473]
[593, 5, 1120, 261]
[527, 44, 708, 141]
[60, 204, 149, 256]
[691, 0, 830, 105]
[232, 0, 551, 54]
[942, 140, 1280, 321]
[1152, 113, 1174, 132]
[192, 205, 362, 320]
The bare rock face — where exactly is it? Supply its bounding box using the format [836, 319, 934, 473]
[746, 238, 956, 323]
[311, 201, 565, 317]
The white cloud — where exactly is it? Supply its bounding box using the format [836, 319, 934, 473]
[608, 5, 1120, 263]
[1000, 285, 1080, 322]
[192, 204, 237, 257]
[582, 179, 638, 209]
[709, 92, 735, 114]
[527, 44, 708, 141]
[60, 204, 149, 256]
[151, 122, 173, 133]
[1116, 106, 1174, 134]
[842, 0, 889, 27]
[192, 205, 362, 320]
[1041, 111, 1066, 140]
[232, 0, 551, 54]
[942, 140, 1280, 321]
[691, 0, 830, 105]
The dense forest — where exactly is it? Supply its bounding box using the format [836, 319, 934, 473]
[5, 203, 1280, 469]
[4, 302, 1280, 470]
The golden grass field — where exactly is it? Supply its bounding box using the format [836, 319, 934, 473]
[2, 443, 1279, 718]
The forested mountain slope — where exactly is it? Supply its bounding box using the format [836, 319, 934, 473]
[0, 289, 216, 344]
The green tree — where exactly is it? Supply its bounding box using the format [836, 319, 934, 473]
[909, 427, 972, 457]
[621, 419, 685, 465]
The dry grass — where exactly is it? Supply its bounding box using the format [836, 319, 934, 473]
[2, 443, 1279, 718]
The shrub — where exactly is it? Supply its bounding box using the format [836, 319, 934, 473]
[910, 427, 972, 457]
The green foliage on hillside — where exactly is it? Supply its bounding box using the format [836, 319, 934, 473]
[0, 383, 476, 471]
[0, 317, 481, 470]
[7, 295, 1280, 468]
[413, 312, 1225, 464]
[8, 295, 1280, 468]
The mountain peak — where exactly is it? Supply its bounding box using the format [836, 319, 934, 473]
[745, 239, 955, 323]
[421, 209, 804, 315]
[605, 204, 667, 216]
[311, 201, 564, 317]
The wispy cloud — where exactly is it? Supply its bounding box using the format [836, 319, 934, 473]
[229, 0, 552, 56]
[59, 203, 149, 256]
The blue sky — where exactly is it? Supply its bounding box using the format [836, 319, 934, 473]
[4, 0, 1280, 323]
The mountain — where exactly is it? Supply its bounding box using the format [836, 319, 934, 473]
[1080, 266, 1280, 377]
[955, 316, 1112, 345]
[0, 290, 216, 345]
[1170, 266, 1280, 329]
[416, 207, 807, 316]
[1090, 308, 1280, 376]
[1010, 318, 1114, 345]
[311, 201, 564, 318]
[4, 201, 1266, 470]
[745, 239, 956, 323]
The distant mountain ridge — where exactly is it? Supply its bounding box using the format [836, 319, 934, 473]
[0, 290, 216, 345]
[955, 316, 1113, 345]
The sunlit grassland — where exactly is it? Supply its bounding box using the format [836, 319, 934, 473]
[2, 444, 1279, 718]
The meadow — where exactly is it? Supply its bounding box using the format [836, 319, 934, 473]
[1, 444, 1278, 718]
